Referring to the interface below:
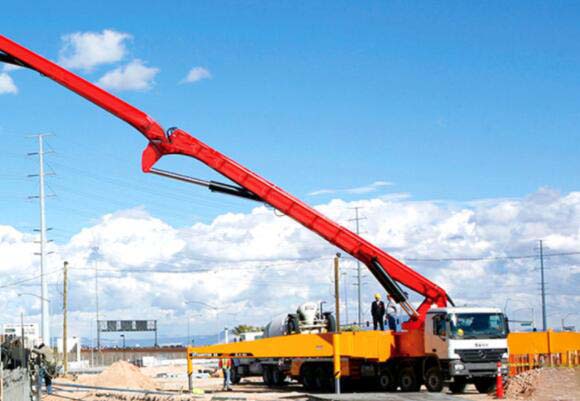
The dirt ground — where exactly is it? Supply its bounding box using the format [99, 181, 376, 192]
[46, 363, 579, 401]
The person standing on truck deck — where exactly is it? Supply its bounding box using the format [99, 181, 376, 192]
[371, 293, 386, 330]
[386, 295, 398, 331]
[219, 357, 232, 391]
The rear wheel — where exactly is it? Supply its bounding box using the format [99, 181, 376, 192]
[474, 377, 496, 394]
[301, 364, 317, 392]
[323, 312, 337, 332]
[449, 377, 467, 394]
[314, 365, 333, 392]
[287, 315, 300, 334]
[425, 366, 443, 392]
[271, 366, 287, 386]
[376, 367, 397, 392]
[230, 367, 241, 384]
[262, 366, 273, 386]
[399, 367, 420, 392]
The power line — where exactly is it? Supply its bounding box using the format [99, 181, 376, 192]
[406, 251, 580, 262]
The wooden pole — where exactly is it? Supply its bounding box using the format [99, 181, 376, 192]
[334, 253, 341, 330]
[63, 261, 69, 374]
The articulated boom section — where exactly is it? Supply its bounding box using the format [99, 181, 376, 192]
[0, 34, 448, 325]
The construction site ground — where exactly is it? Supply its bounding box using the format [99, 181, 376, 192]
[46, 362, 579, 401]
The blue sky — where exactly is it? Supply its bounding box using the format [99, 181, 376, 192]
[1, 2, 579, 338]
[2, 1, 580, 240]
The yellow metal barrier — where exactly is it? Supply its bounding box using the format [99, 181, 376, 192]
[507, 331, 580, 376]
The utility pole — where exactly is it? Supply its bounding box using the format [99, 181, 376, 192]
[29, 134, 52, 346]
[539, 240, 547, 331]
[349, 207, 366, 326]
[334, 253, 341, 330]
[93, 247, 101, 351]
[62, 261, 69, 374]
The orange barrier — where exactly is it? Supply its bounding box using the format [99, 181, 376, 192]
[507, 331, 580, 376]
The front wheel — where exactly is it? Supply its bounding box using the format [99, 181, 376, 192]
[424, 367, 443, 392]
[449, 377, 467, 394]
[474, 377, 496, 394]
[399, 367, 420, 392]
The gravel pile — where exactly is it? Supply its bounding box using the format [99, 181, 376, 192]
[78, 361, 158, 390]
[505, 367, 579, 400]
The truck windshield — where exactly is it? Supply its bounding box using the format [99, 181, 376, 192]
[450, 313, 507, 339]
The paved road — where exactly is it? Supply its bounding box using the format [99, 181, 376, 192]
[309, 393, 472, 401]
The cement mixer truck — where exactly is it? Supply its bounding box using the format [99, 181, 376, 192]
[230, 302, 336, 385]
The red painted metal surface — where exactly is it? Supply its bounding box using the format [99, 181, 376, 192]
[0, 34, 448, 325]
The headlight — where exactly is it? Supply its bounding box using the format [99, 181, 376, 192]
[454, 363, 465, 371]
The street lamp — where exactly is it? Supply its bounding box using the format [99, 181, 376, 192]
[187, 313, 203, 346]
[561, 313, 578, 331]
[510, 307, 536, 331]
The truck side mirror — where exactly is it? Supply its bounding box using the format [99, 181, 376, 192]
[504, 316, 510, 334]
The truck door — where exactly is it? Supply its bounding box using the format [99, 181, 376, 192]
[425, 313, 449, 359]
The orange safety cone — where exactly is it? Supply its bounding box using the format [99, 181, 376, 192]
[496, 361, 504, 399]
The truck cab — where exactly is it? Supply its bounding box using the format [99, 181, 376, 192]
[424, 307, 509, 393]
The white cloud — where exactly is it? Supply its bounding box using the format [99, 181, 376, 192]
[97, 59, 159, 91]
[2, 63, 23, 72]
[59, 29, 131, 71]
[0, 73, 18, 94]
[309, 180, 393, 196]
[1, 188, 579, 340]
[182, 67, 211, 84]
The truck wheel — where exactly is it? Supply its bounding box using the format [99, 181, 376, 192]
[376, 368, 397, 392]
[230, 368, 241, 384]
[474, 377, 496, 394]
[449, 378, 467, 394]
[323, 312, 337, 332]
[399, 367, 420, 392]
[301, 364, 317, 392]
[287, 315, 300, 334]
[262, 366, 273, 386]
[425, 367, 443, 392]
[272, 367, 287, 386]
[314, 365, 333, 392]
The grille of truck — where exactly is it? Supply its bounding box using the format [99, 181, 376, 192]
[456, 348, 507, 363]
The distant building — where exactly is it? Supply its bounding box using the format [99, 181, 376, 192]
[3, 323, 40, 348]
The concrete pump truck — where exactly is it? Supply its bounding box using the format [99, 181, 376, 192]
[0, 34, 509, 393]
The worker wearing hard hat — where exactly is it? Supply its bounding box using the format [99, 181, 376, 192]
[371, 293, 386, 330]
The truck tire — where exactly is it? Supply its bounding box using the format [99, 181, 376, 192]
[301, 364, 317, 392]
[399, 367, 420, 392]
[323, 312, 337, 332]
[314, 365, 333, 393]
[424, 367, 443, 392]
[272, 366, 287, 386]
[262, 366, 273, 386]
[449, 378, 467, 394]
[287, 315, 300, 334]
[376, 367, 397, 392]
[474, 377, 496, 394]
[230, 367, 241, 384]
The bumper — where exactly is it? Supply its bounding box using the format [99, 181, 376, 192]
[449, 360, 508, 378]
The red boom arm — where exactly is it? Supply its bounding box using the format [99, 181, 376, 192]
[0, 34, 449, 327]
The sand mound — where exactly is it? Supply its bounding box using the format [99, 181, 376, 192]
[79, 361, 157, 390]
[505, 368, 579, 400]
